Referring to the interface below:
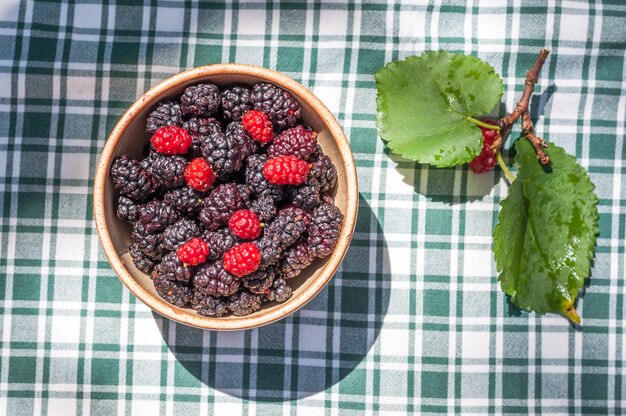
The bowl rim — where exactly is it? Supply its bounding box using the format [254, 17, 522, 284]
[93, 63, 358, 330]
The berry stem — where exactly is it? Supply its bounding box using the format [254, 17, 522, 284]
[496, 151, 516, 182]
[561, 300, 581, 324]
[521, 111, 551, 165]
[498, 48, 550, 130]
[468, 116, 502, 131]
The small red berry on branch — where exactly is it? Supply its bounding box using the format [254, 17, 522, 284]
[469, 120, 499, 174]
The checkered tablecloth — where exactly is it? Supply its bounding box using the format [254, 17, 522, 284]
[1, 0, 625, 414]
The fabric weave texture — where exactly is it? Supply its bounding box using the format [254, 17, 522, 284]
[0, 1, 625, 415]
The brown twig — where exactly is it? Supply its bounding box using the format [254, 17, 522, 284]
[498, 48, 550, 129]
[522, 111, 550, 165]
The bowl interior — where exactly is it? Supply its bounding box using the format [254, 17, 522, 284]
[100, 68, 355, 329]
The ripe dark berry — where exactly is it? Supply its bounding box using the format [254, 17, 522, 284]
[116, 195, 139, 223]
[469, 120, 499, 174]
[265, 278, 292, 303]
[184, 158, 216, 192]
[226, 121, 258, 159]
[255, 236, 282, 268]
[182, 117, 221, 137]
[307, 203, 343, 258]
[198, 183, 248, 231]
[129, 243, 155, 274]
[223, 243, 261, 277]
[131, 222, 165, 260]
[111, 156, 157, 201]
[191, 292, 229, 317]
[138, 200, 180, 233]
[152, 275, 191, 307]
[202, 228, 239, 261]
[242, 110, 274, 144]
[279, 239, 315, 279]
[263, 155, 309, 185]
[309, 149, 337, 193]
[242, 266, 275, 294]
[221, 86, 252, 121]
[161, 219, 200, 252]
[194, 262, 240, 297]
[245, 154, 284, 201]
[163, 186, 204, 216]
[250, 83, 301, 130]
[287, 180, 321, 210]
[182, 117, 222, 155]
[146, 100, 183, 134]
[177, 237, 209, 266]
[227, 291, 263, 316]
[264, 206, 309, 250]
[200, 131, 243, 176]
[150, 126, 192, 155]
[147, 154, 187, 189]
[180, 83, 220, 116]
[228, 209, 262, 240]
[249, 195, 277, 222]
[153, 251, 194, 283]
[268, 125, 317, 160]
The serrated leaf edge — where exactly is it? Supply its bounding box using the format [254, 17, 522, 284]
[375, 50, 504, 167]
[493, 139, 599, 320]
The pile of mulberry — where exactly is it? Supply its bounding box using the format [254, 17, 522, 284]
[111, 80, 343, 317]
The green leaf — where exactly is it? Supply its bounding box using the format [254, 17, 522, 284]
[493, 139, 599, 323]
[375, 51, 503, 167]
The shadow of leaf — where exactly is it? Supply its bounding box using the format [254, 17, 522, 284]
[384, 148, 501, 205]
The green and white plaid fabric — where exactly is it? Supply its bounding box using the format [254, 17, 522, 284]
[1, 0, 625, 414]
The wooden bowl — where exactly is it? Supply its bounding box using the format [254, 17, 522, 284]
[93, 64, 358, 330]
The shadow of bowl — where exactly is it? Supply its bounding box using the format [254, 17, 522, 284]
[156, 195, 390, 401]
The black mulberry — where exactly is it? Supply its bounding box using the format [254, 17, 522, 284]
[226, 121, 258, 159]
[279, 239, 315, 279]
[250, 83, 301, 129]
[242, 266, 275, 294]
[221, 86, 252, 121]
[227, 291, 263, 316]
[153, 275, 191, 307]
[180, 83, 220, 116]
[202, 228, 239, 261]
[200, 131, 242, 176]
[194, 262, 240, 297]
[111, 156, 157, 201]
[264, 206, 309, 249]
[147, 154, 187, 189]
[191, 292, 229, 317]
[146, 100, 183, 134]
[163, 186, 204, 216]
[265, 278, 292, 303]
[161, 219, 200, 252]
[138, 200, 180, 233]
[307, 203, 343, 258]
[152, 251, 194, 283]
[248, 195, 277, 222]
[129, 243, 154, 274]
[245, 154, 284, 201]
[198, 183, 247, 231]
[117, 195, 139, 223]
